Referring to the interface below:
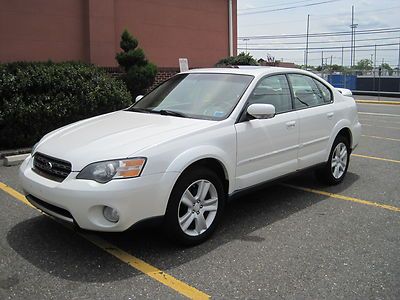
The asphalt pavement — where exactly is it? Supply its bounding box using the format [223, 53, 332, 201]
[0, 101, 399, 299]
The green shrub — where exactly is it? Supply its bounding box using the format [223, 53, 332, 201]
[0, 61, 132, 150]
[216, 52, 258, 66]
[116, 29, 157, 98]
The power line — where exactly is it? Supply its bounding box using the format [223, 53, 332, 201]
[239, 5, 400, 27]
[238, 47, 398, 53]
[238, 0, 340, 16]
[238, 27, 400, 40]
[237, 36, 400, 46]
[238, 0, 316, 11]
[238, 42, 399, 51]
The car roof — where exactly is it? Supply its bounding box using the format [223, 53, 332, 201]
[185, 66, 305, 77]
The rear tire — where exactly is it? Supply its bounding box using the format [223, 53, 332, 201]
[316, 135, 350, 185]
[164, 167, 226, 246]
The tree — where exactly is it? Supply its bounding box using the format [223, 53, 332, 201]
[116, 29, 157, 98]
[380, 63, 393, 75]
[355, 59, 372, 71]
[216, 52, 258, 66]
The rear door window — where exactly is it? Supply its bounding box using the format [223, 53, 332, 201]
[288, 74, 325, 109]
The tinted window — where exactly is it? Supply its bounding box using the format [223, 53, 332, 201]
[313, 78, 332, 103]
[247, 75, 292, 113]
[288, 74, 325, 109]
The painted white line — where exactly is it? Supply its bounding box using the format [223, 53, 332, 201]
[356, 102, 400, 107]
[358, 112, 400, 118]
[362, 124, 400, 130]
[359, 118, 400, 125]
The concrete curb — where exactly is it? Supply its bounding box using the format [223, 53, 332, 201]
[0, 148, 31, 167]
[356, 100, 400, 105]
[3, 154, 30, 166]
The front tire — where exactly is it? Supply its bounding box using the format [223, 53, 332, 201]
[316, 135, 350, 185]
[164, 167, 226, 246]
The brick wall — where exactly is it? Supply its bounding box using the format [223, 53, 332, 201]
[148, 68, 180, 90]
[103, 66, 180, 92]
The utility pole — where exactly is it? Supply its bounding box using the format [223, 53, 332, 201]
[353, 25, 358, 66]
[305, 14, 310, 69]
[349, 6, 358, 68]
[321, 51, 324, 68]
[350, 6, 354, 67]
[398, 38, 400, 77]
[370, 54, 373, 74]
[243, 38, 250, 54]
[341, 47, 344, 69]
[373, 46, 376, 91]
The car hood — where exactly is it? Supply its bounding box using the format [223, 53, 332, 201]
[35, 111, 216, 171]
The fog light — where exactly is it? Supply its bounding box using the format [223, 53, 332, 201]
[103, 206, 120, 223]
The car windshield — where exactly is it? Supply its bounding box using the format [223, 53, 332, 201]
[128, 73, 253, 120]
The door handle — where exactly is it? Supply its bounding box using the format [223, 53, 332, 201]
[327, 112, 334, 119]
[286, 121, 296, 128]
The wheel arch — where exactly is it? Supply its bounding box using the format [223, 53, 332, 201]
[337, 127, 353, 150]
[180, 158, 230, 195]
[165, 146, 234, 195]
[325, 120, 353, 161]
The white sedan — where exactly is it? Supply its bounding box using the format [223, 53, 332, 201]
[20, 67, 361, 245]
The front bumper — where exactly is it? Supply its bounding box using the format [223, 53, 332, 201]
[19, 155, 179, 231]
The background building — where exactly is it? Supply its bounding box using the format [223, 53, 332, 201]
[0, 0, 237, 68]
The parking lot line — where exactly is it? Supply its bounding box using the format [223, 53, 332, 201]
[361, 135, 400, 142]
[358, 112, 400, 118]
[356, 100, 400, 106]
[283, 184, 400, 212]
[0, 182, 34, 208]
[359, 118, 400, 125]
[0, 182, 210, 300]
[81, 233, 210, 300]
[362, 124, 400, 130]
[351, 154, 400, 164]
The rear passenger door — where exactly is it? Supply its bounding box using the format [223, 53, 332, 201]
[287, 74, 336, 169]
[235, 74, 299, 189]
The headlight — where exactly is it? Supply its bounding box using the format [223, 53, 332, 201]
[76, 158, 146, 183]
[31, 142, 39, 154]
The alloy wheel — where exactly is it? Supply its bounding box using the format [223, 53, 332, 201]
[177, 179, 219, 236]
[331, 142, 348, 179]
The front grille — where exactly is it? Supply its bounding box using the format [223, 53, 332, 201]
[33, 152, 72, 182]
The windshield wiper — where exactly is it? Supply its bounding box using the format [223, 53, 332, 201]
[127, 107, 153, 113]
[158, 109, 188, 118]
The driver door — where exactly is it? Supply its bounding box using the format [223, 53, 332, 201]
[235, 74, 299, 190]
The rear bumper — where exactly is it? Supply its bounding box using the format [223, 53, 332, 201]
[19, 155, 179, 231]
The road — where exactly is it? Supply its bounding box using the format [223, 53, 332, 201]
[0, 101, 399, 299]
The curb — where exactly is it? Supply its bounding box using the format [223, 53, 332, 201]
[1, 148, 31, 167]
[356, 100, 400, 105]
[3, 154, 30, 167]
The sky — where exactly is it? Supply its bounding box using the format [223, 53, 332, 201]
[237, 0, 400, 68]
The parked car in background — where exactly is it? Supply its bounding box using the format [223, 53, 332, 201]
[20, 67, 361, 245]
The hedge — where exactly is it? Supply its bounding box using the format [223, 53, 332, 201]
[0, 61, 132, 150]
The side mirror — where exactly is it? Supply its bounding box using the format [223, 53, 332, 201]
[247, 103, 276, 119]
[336, 88, 352, 97]
[135, 95, 144, 103]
